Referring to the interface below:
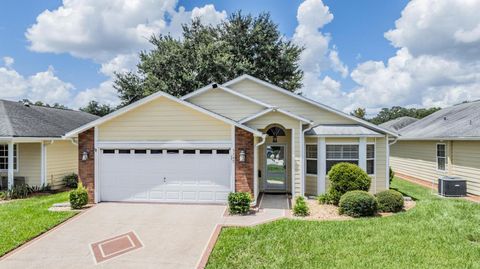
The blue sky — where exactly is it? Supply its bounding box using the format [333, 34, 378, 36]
[1, 0, 479, 113]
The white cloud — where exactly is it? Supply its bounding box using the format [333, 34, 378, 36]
[349, 0, 480, 111]
[2, 57, 14, 68]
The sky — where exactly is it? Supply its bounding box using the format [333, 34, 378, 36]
[1, 0, 479, 115]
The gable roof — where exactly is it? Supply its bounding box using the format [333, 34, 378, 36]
[397, 101, 480, 140]
[222, 74, 398, 137]
[239, 107, 313, 124]
[379, 116, 418, 132]
[0, 99, 98, 138]
[64, 90, 262, 138]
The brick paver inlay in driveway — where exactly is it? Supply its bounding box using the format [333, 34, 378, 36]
[90, 231, 143, 264]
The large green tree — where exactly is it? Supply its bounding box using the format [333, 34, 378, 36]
[370, 106, 441, 125]
[79, 100, 115, 117]
[114, 12, 303, 105]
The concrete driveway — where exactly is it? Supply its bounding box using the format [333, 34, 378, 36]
[0, 203, 226, 269]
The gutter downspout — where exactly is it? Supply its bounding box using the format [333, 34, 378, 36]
[301, 123, 315, 197]
[254, 134, 267, 205]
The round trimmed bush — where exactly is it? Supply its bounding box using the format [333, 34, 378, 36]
[376, 190, 404, 212]
[328, 163, 371, 204]
[70, 181, 88, 209]
[228, 192, 252, 214]
[339, 190, 378, 217]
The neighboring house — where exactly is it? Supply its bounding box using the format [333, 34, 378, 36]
[64, 74, 397, 204]
[0, 100, 98, 189]
[379, 116, 418, 132]
[386, 101, 480, 196]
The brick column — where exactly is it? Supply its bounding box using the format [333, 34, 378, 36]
[78, 128, 95, 203]
[235, 127, 254, 195]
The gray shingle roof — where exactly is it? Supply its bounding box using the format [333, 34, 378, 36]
[397, 101, 480, 139]
[0, 99, 99, 137]
[306, 124, 381, 136]
[379, 116, 418, 132]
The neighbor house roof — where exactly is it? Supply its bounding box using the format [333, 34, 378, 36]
[305, 125, 383, 137]
[0, 99, 98, 138]
[397, 101, 480, 140]
[379, 116, 418, 132]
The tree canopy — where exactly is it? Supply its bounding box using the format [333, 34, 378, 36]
[79, 100, 115, 117]
[114, 12, 303, 106]
[369, 106, 441, 125]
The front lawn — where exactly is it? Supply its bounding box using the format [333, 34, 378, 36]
[0, 192, 77, 256]
[207, 178, 480, 268]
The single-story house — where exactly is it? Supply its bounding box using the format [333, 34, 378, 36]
[0, 100, 98, 189]
[65, 74, 397, 204]
[383, 101, 480, 196]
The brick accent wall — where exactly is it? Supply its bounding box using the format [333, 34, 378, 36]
[78, 128, 95, 203]
[235, 127, 254, 194]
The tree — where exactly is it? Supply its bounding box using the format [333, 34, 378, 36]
[79, 101, 115, 117]
[114, 12, 303, 106]
[350, 107, 366, 119]
[18, 99, 69, 109]
[369, 106, 441, 125]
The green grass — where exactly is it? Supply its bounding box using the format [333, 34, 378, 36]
[207, 178, 480, 268]
[0, 192, 77, 256]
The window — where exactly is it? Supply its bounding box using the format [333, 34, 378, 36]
[0, 144, 17, 170]
[200, 149, 213, 154]
[118, 149, 131, 154]
[134, 149, 147, 154]
[167, 150, 179, 154]
[183, 149, 196, 154]
[102, 149, 115, 154]
[367, 144, 375, 175]
[150, 149, 163, 154]
[326, 144, 359, 174]
[216, 149, 230, 154]
[437, 144, 446, 171]
[305, 145, 317, 174]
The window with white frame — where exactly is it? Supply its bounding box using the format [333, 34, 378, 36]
[437, 144, 446, 171]
[306, 144, 317, 174]
[367, 144, 375, 175]
[0, 144, 17, 170]
[326, 144, 359, 174]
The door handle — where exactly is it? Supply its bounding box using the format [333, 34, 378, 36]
[163, 177, 166, 183]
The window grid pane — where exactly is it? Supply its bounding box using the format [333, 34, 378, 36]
[326, 145, 359, 160]
[306, 160, 317, 174]
[306, 145, 317, 159]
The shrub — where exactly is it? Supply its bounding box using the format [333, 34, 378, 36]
[7, 184, 33, 199]
[293, 196, 309, 216]
[63, 173, 79, 188]
[339, 190, 378, 217]
[327, 163, 371, 204]
[389, 167, 395, 184]
[228, 192, 252, 214]
[376, 190, 404, 212]
[0, 191, 6, 200]
[317, 192, 334, 204]
[70, 181, 88, 209]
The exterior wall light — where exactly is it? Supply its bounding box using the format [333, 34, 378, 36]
[239, 149, 246, 163]
[82, 150, 89, 161]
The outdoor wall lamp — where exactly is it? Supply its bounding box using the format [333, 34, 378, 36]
[239, 149, 246, 163]
[82, 150, 89, 161]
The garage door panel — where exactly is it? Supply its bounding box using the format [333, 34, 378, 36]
[99, 147, 232, 203]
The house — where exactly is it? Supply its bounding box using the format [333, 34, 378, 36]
[386, 101, 480, 196]
[64, 75, 397, 204]
[0, 100, 98, 189]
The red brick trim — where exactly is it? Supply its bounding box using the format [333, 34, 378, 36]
[78, 128, 95, 203]
[235, 127, 254, 195]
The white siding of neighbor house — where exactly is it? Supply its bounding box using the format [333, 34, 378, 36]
[227, 79, 356, 125]
[46, 140, 78, 189]
[188, 88, 266, 121]
[98, 96, 231, 141]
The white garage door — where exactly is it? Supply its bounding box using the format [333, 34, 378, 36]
[99, 148, 232, 203]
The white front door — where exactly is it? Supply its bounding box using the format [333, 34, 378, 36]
[99, 148, 232, 203]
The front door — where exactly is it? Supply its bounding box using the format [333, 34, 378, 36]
[265, 145, 287, 191]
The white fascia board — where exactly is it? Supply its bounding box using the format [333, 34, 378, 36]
[397, 137, 480, 141]
[0, 137, 65, 142]
[276, 108, 313, 123]
[239, 108, 312, 124]
[305, 134, 385, 138]
[239, 108, 274, 124]
[223, 74, 398, 137]
[180, 83, 216, 100]
[64, 90, 262, 138]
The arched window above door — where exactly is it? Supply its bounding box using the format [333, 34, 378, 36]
[266, 126, 286, 143]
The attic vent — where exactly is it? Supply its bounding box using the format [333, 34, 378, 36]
[443, 116, 447, 120]
[212, 83, 218, 88]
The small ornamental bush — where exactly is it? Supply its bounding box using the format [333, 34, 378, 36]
[339, 190, 378, 217]
[317, 192, 334, 204]
[293, 196, 309, 217]
[376, 190, 404, 213]
[389, 167, 395, 184]
[228, 192, 252, 214]
[70, 181, 88, 209]
[327, 163, 371, 205]
[63, 173, 79, 188]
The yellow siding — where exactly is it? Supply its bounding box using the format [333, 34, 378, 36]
[450, 141, 480, 195]
[188, 88, 265, 121]
[375, 137, 387, 192]
[2, 143, 42, 186]
[228, 79, 356, 125]
[46, 141, 78, 189]
[305, 175, 317, 195]
[98, 97, 231, 141]
[390, 140, 447, 183]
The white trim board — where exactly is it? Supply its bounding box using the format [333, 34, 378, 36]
[64, 90, 262, 138]
[239, 107, 313, 124]
[223, 74, 398, 137]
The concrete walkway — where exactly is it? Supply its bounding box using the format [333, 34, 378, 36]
[1, 195, 290, 269]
